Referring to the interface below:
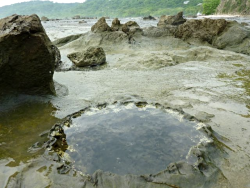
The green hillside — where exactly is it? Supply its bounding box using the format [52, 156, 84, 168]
[73, 0, 203, 17]
[0, 1, 79, 19]
[0, 0, 203, 19]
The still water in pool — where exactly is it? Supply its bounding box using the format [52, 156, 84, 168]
[64, 104, 208, 175]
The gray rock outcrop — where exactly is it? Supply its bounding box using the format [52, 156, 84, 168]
[175, 18, 228, 43]
[213, 22, 250, 54]
[157, 11, 186, 27]
[0, 14, 60, 94]
[91, 17, 111, 33]
[67, 46, 106, 67]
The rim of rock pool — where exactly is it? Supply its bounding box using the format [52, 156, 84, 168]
[43, 101, 230, 177]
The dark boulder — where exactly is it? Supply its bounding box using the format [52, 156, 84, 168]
[157, 11, 186, 27]
[67, 46, 106, 67]
[91, 17, 111, 33]
[143, 15, 156, 20]
[0, 14, 60, 95]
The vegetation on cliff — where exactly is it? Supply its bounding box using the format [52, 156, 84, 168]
[216, 0, 250, 15]
[202, 0, 220, 14]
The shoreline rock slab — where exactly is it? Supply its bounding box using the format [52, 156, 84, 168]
[0, 14, 60, 95]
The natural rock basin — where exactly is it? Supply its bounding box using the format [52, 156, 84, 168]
[62, 103, 209, 175]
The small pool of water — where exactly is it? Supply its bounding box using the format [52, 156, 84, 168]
[0, 94, 59, 164]
[64, 103, 208, 175]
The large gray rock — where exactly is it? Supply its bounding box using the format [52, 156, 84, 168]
[157, 12, 186, 27]
[0, 14, 60, 95]
[91, 17, 111, 33]
[67, 46, 106, 67]
[213, 23, 250, 49]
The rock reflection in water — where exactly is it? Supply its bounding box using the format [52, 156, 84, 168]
[0, 95, 58, 164]
[64, 104, 208, 175]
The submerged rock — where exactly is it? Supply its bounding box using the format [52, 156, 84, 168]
[0, 14, 60, 95]
[91, 17, 111, 33]
[157, 11, 186, 27]
[67, 46, 106, 67]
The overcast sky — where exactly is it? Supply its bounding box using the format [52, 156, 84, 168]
[0, 0, 85, 7]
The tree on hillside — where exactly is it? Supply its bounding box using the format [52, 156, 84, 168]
[202, 0, 220, 15]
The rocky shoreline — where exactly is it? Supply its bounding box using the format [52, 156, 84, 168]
[0, 13, 250, 187]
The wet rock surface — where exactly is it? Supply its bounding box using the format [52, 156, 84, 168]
[0, 14, 60, 95]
